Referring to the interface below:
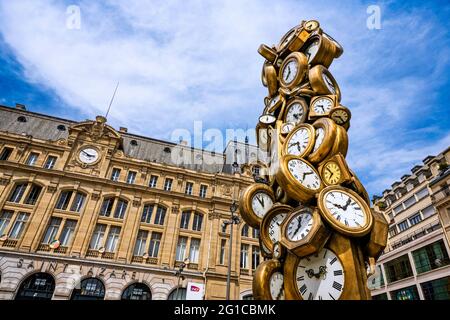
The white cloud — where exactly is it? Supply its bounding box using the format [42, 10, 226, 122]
[0, 0, 448, 196]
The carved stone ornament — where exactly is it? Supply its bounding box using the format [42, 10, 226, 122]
[220, 184, 233, 198]
[171, 205, 179, 214]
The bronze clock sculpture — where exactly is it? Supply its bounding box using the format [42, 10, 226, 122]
[244, 19, 388, 300]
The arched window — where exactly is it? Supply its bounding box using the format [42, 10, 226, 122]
[241, 224, 249, 237]
[99, 197, 128, 219]
[121, 283, 152, 300]
[71, 278, 105, 300]
[55, 190, 86, 212]
[242, 294, 254, 300]
[15, 272, 55, 300]
[192, 212, 203, 231]
[8, 182, 42, 205]
[168, 287, 187, 300]
[140, 204, 167, 225]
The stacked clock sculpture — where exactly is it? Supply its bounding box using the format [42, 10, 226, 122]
[239, 19, 388, 300]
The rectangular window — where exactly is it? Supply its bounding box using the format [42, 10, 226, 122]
[398, 220, 409, 232]
[89, 224, 106, 250]
[175, 236, 188, 261]
[409, 213, 422, 226]
[42, 217, 62, 244]
[56, 191, 73, 210]
[105, 226, 121, 252]
[252, 246, 260, 269]
[154, 206, 166, 225]
[391, 285, 420, 300]
[422, 205, 435, 219]
[421, 276, 450, 300]
[242, 225, 249, 237]
[385, 254, 414, 283]
[26, 152, 39, 166]
[180, 211, 191, 229]
[43, 156, 57, 169]
[141, 204, 154, 224]
[163, 178, 173, 191]
[185, 182, 193, 195]
[220, 239, 227, 265]
[415, 187, 429, 200]
[100, 198, 114, 217]
[126, 171, 137, 184]
[148, 232, 162, 258]
[24, 184, 42, 205]
[199, 185, 207, 198]
[240, 244, 249, 269]
[403, 196, 416, 209]
[110, 168, 121, 181]
[59, 220, 77, 246]
[192, 213, 203, 231]
[133, 230, 148, 256]
[0, 147, 13, 161]
[70, 192, 86, 212]
[114, 199, 128, 219]
[149, 175, 158, 188]
[8, 183, 28, 203]
[393, 204, 403, 215]
[0, 210, 13, 236]
[8, 212, 29, 239]
[133, 230, 148, 257]
[412, 240, 450, 274]
[252, 228, 260, 239]
[189, 238, 201, 263]
[389, 226, 397, 237]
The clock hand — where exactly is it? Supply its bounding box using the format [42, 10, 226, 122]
[306, 269, 316, 279]
[276, 286, 284, 300]
[82, 151, 94, 158]
[256, 195, 265, 208]
[337, 115, 345, 122]
[325, 167, 334, 179]
[343, 197, 352, 210]
[291, 216, 303, 238]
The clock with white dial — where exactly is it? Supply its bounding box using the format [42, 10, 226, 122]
[78, 147, 99, 164]
[304, 38, 320, 63]
[281, 122, 295, 135]
[283, 124, 315, 158]
[309, 65, 341, 101]
[279, 52, 308, 89]
[239, 183, 275, 229]
[253, 259, 285, 300]
[261, 204, 293, 253]
[311, 97, 333, 116]
[284, 97, 308, 125]
[295, 248, 345, 300]
[318, 186, 373, 237]
[323, 73, 336, 94]
[287, 210, 313, 241]
[270, 272, 285, 300]
[259, 114, 277, 126]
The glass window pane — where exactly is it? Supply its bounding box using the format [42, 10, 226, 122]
[70, 192, 86, 212]
[60, 220, 77, 246]
[42, 217, 62, 244]
[0, 210, 14, 235]
[8, 213, 29, 239]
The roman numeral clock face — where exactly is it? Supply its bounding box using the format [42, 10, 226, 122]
[296, 248, 344, 300]
[269, 213, 288, 243]
[288, 159, 321, 190]
[270, 272, 285, 300]
[251, 192, 274, 218]
[287, 211, 313, 241]
[312, 97, 333, 115]
[285, 103, 305, 125]
[325, 191, 365, 228]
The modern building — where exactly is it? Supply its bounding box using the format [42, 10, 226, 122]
[0, 103, 265, 300]
[369, 147, 450, 300]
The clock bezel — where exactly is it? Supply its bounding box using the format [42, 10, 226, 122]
[307, 117, 337, 164]
[309, 65, 341, 102]
[282, 97, 309, 126]
[301, 34, 335, 68]
[330, 105, 352, 126]
[318, 152, 353, 186]
[279, 52, 308, 90]
[239, 183, 276, 229]
[282, 123, 316, 158]
[264, 63, 279, 97]
[260, 203, 293, 254]
[317, 185, 374, 237]
[253, 259, 285, 300]
[77, 145, 101, 166]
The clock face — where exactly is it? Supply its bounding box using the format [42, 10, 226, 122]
[273, 242, 282, 259]
[286, 127, 312, 156]
[324, 190, 367, 228]
[304, 39, 319, 63]
[287, 159, 321, 191]
[287, 211, 314, 241]
[270, 272, 285, 300]
[323, 162, 341, 185]
[268, 213, 288, 244]
[312, 98, 333, 115]
[312, 127, 325, 153]
[269, 95, 280, 109]
[259, 114, 276, 125]
[79, 147, 99, 164]
[331, 109, 349, 124]
[282, 60, 298, 84]
[322, 73, 336, 94]
[304, 20, 320, 32]
[251, 192, 274, 218]
[296, 248, 345, 300]
[281, 122, 295, 135]
[285, 102, 305, 125]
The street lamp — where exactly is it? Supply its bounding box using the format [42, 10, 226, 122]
[223, 200, 240, 300]
[174, 257, 190, 300]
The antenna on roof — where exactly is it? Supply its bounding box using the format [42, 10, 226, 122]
[105, 81, 120, 119]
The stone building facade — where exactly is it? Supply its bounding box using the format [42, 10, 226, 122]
[0, 104, 264, 300]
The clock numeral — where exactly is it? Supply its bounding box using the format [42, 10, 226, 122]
[297, 275, 304, 281]
[334, 270, 343, 276]
[330, 257, 337, 265]
[308, 292, 313, 300]
[323, 249, 328, 258]
[318, 295, 323, 300]
[344, 219, 349, 226]
[300, 284, 307, 295]
[332, 281, 343, 292]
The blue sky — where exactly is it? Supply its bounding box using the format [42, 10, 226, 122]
[0, 0, 449, 197]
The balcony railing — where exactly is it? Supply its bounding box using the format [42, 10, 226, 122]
[37, 244, 51, 252]
[382, 221, 442, 255]
[431, 184, 450, 205]
[1, 239, 18, 248]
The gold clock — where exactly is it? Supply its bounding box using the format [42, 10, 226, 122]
[279, 52, 308, 90]
[261, 204, 293, 254]
[303, 19, 320, 32]
[309, 65, 341, 101]
[301, 34, 335, 68]
[276, 155, 323, 203]
[239, 183, 275, 229]
[308, 95, 338, 119]
[318, 185, 373, 237]
[265, 94, 285, 115]
[282, 123, 315, 158]
[256, 123, 270, 152]
[277, 25, 302, 55]
[273, 241, 286, 260]
[259, 236, 273, 259]
[280, 207, 330, 257]
[283, 97, 308, 126]
[322, 32, 344, 58]
[330, 105, 351, 126]
[307, 117, 337, 164]
[264, 63, 279, 97]
[346, 169, 371, 206]
[363, 209, 389, 260]
[321, 124, 349, 162]
[318, 153, 352, 186]
[253, 259, 286, 300]
[258, 44, 278, 63]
